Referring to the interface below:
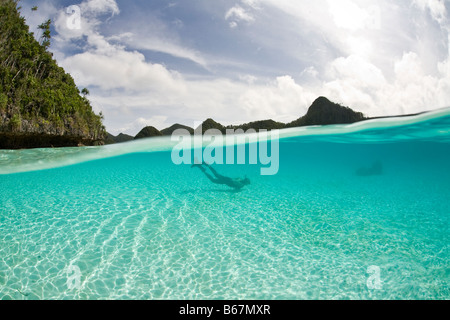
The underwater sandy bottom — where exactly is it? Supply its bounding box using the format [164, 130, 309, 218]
[0, 141, 448, 300]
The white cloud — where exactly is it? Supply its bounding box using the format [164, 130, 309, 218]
[119, 33, 209, 69]
[326, 0, 382, 31]
[327, 0, 371, 31]
[301, 66, 319, 79]
[345, 36, 373, 58]
[394, 52, 424, 85]
[225, 5, 254, 22]
[392, 51, 450, 112]
[241, 0, 261, 10]
[98, 9, 210, 68]
[118, 116, 169, 134]
[53, 0, 119, 44]
[414, 0, 447, 24]
[239, 74, 258, 84]
[245, 1, 449, 109]
[320, 51, 450, 116]
[82, 0, 120, 15]
[62, 48, 185, 93]
[328, 55, 386, 89]
[229, 21, 238, 29]
[225, 3, 256, 28]
[52, 0, 193, 94]
[238, 76, 316, 121]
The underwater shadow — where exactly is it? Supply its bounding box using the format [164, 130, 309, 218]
[356, 160, 383, 177]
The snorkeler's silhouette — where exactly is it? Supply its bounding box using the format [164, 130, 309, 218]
[191, 159, 251, 190]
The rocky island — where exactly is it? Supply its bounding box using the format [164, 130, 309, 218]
[110, 96, 367, 142]
[0, 1, 105, 149]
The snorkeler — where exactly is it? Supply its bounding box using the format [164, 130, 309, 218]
[191, 159, 251, 190]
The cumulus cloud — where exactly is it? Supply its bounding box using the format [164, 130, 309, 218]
[53, 0, 119, 41]
[63, 48, 185, 93]
[238, 76, 316, 121]
[328, 55, 386, 89]
[320, 50, 450, 115]
[246, 0, 450, 110]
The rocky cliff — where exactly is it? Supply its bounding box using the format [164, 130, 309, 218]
[0, 1, 105, 149]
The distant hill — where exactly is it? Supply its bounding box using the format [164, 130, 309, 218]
[195, 118, 226, 134]
[134, 126, 163, 140]
[196, 97, 365, 134]
[107, 96, 367, 144]
[287, 96, 366, 127]
[105, 132, 133, 144]
[228, 119, 285, 132]
[161, 124, 194, 136]
[116, 133, 134, 142]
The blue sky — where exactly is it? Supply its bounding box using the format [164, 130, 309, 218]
[20, 0, 450, 135]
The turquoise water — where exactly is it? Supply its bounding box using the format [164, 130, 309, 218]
[0, 109, 449, 300]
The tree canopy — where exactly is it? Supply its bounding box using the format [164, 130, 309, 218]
[0, 0, 105, 148]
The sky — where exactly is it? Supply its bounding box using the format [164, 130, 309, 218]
[19, 0, 450, 135]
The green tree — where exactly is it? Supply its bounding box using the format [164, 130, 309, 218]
[0, 93, 7, 111]
[38, 19, 51, 49]
[81, 87, 90, 97]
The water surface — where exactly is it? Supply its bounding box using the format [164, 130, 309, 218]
[1, 109, 449, 300]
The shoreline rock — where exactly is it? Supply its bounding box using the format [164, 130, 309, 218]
[0, 132, 103, 150]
